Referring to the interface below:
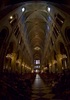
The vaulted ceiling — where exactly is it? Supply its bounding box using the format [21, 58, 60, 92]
[23, 3, 48, 62]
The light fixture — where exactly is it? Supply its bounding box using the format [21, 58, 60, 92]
[49, 63, 51, 67]
[10, 16, 13, 19]
[62, 54, 67, 59]
[6, 54, 12, 59]
[6, 53, 16, 60]
[25, 65, 31, 70]
[44, 67, 48, 70]
[31, 70, 34, 73]
[16, 59, 21, 64]
[35, 69, 39, 73]
[19, 40, 20, 44]
[53, 60, 57, 65]
[62, 67, 64, 70]
[41, 70, 43, 73]
[58, 54, 67, 61]
[22, 7, 25, 12]
[22, 63, 24, 67]
[48, 7, 50, 12]
[34, 46, 40, 50]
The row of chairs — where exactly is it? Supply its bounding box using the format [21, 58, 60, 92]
[0, 72, 36, 100]
[40, 69, 70, 99]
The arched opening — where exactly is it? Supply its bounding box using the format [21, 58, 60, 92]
[60, 42, 68, 70]
[6, 42, 14, 54]
[0, 28, 9, 48]
[65, 28, 70, 42]
[54, 51, 56, 60]
[0, 28, 9, 72]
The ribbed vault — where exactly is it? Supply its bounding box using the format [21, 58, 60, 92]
[23, 2, 48, 62]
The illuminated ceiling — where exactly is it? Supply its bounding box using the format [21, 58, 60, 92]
[22, 2, 50, 61]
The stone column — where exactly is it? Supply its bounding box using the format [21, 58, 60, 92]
[56, 54, 62, 73]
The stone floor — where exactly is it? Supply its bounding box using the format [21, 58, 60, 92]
[31, 74, 62, 100]
[0, 72, 70, 100]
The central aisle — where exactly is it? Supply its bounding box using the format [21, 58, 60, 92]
[31, 74, 55, 100]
